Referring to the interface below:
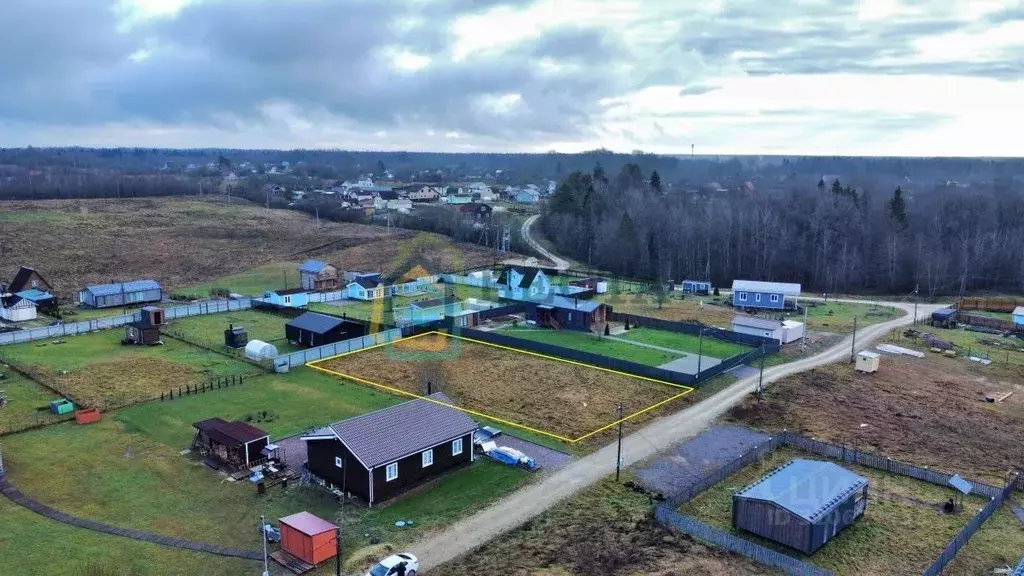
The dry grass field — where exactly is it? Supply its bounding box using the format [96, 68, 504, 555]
[316, 333, 688, 441]
[0, 197, 504, 295]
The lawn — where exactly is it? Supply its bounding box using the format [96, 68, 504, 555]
[2, 367, 531, 574]
[799, 300, 903, 332]
[494, 325, 682, 367]
[316, 333, 688, 442]
[176, 261, 299, 298]
[678, 446, 988, 575]
[0, 497, 256, 576]
[165, 309, 297, 353]
[0, 329, 258, 409]
[0, 370, 69, 434]
[618, 327, 753, 359]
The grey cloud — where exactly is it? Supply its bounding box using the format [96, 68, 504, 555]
[678, 84, 719, 96]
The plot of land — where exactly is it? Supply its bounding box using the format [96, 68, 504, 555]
[678, 446, 987, 575]
[618, 327, 753, 359]
[494, 325, 682, 367]
[165, 308, 296, 353]
[315, 333, 691, 441]
[0, 329, 257, 409]
[898, 325, 1024, 367]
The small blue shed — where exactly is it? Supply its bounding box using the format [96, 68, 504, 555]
[732, 459, 869, 554]
[1013, 306, 1024, 329]
[731, 280, 801, 310]
[680, 280, 712, 295]
[78, 280, 162, 309]
[931, 307, 958, 328]
[263, 288, 309, 308]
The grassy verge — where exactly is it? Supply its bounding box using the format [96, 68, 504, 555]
[494, 325, 681, 367]
[618, 327, 752, 359]
[678, 446, 986, 574]
[800, 301, 903, 332]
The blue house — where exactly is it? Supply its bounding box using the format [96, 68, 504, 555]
[498, 266, 551, 300]
[404, 297, 462, 324]
[524, 295, 608, 331]
[514, 190, 540, 204]
[347, 276, 385, 300]
[679, 280, 712, 295]
[731, 280, 801, 310]
[1014, 306, 1024, 329]
[263, 288, 309, 307]
[79, 280, 162, 309]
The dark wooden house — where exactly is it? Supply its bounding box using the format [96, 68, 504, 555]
[732, 459, 869, 554]
[192, 418, 270, 470]
[285, 312, 369, 348]
[524, 295, 608, 332]
[124, 306, 165, 345]
[8, 266, 56, 313]
[301, 393, 477, 506]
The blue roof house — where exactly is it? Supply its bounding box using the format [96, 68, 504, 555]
[298, 259, 340, 291]
[731, 280, 801, 310]
[732, 459, 869, 554]
[263, 288, 309, 308]
[78, 280, 162, 309]
[1013, 306, 1024, 329]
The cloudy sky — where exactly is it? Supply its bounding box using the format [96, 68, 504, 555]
[2, 0, 1023, 155]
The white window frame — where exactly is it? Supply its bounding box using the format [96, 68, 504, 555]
[770, 294, 780, 303]
[452, 438, 463, 456]
[335, 456, 344, 468]
[755, 293, 761, 303]
[385, 462, 398, 481]
[738, 292, 747, 302]
[422, 449, 434, 468]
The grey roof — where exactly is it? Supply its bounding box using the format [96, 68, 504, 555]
[1013, 306, 1024, 317]
[735, 459, 868, 523]
[541, 294, 603, 313]
[732, 315, 783, 330]
[352, 277, 382, 289]
[82, 280, 161, 297]
[731, 280, 801, 295]
[324, 392, 476, 469]
[298, 259, 330, 274]
[932, 307, 957, 318]
[287, 312, 345, 334]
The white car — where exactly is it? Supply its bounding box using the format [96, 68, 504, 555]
[365, 553, 419, 576]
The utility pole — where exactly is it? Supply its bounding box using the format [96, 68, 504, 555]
[335, 526, 342, 576]
[802, 305, 808, 349]
[757, 345, 765, 403]
[260, 514, 270, 576]
[958, 274, 966, 311]
[696, 328, 704, 377]
[913, 283, 919, 324]
[615, 404, 623, 482]
[850, 317, 858, 363]
[338, 453, 346, 575]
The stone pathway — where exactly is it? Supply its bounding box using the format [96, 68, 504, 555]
[0, 477, 262, 561]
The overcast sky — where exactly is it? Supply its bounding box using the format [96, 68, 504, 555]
[2, 0, 1023, 155]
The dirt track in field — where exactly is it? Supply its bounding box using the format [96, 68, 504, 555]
[318, 334, 683, 440]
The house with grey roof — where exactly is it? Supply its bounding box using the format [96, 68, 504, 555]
[301, 393, 477, 506]
[78, 280, 162, 309]
[298, 259, 340, 291]
[731, 279, 801, 310]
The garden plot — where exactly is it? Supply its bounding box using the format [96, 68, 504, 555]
[313, 332, 692, 442]
[165, 308, 297, 353]
[0, 329, 257, 409]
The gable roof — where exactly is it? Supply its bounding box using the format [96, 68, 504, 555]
[298, 259, 331, 274]
[499, 266, 544, 289]
[539, 294, 603, 313]
[279, 512, 337, 536]
[16, 289, 54, 302]
[731, 280, 802, 295]
[352, 277, 382, 289]
[270, 287, 307, 296]
[10, 266, 51, 293]
[735, 459, 868, 523]
[322, 392, 476, 469]
[287, 312, 346, 334]
[82, 280, 161, 297]
[1, 294, 33, 309]
[732, 315, 783, 331]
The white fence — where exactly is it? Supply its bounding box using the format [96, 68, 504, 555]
[439, 274, 499, 288]
[272, 328, 403, 371]
[0, 298, 255, 346]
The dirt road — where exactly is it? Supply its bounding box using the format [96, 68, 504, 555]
[413, 299, 943, 571]
[520, 214, 569, 270]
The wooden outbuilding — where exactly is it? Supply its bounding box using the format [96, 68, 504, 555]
[124, 306, 165, 345]
[191, 418, 270, 470]
[278, 512, 337, 567]
[79, 280, 162, 309]
[285, 312, 368, 348]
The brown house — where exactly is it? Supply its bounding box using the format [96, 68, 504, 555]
[298, 260, 340, 291]
[192, 418, 270, 470]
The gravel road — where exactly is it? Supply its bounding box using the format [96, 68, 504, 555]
[412, 298, 943, 572]
[520, 214, 569, 270]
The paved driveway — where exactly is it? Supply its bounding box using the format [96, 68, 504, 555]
[496, 434, 573, 472]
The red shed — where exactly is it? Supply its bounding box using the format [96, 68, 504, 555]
[279, 512, 337, 566]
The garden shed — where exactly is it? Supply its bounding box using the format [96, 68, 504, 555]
[245, 339, 278, 361]
[278, 512, 337, 566]
[78, 280, 162, 309]
[931, 307, 958, 328]
[191, 418, 270, 470]
[733, 458, 869, 554]
[732, 316, 784, 342]
[285, 312, 368, 348]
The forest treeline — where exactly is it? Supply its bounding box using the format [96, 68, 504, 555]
[542, 164, 1024, 296]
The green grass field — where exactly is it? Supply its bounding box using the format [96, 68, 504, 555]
[798, 301, 903, 332]
[617, 327, 752, 359]
[964, 310, 1014, 321]
[494, 325, 681, 366]
[0, 370, 69, 434]
[176, 261, 300, 298]
[2, 366, 530, 573]
[166, 309, 297, 353]
[678, 447, 987, 574]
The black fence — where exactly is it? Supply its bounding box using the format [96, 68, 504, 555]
[654, 429, 1019, 576]
[159, 374, 248, 402]
[609, 312, 780, 350]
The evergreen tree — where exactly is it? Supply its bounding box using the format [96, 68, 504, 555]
[888, 186, 908, 229]
[649, 170, 662, 194]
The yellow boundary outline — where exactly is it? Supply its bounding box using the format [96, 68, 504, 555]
[308, 330, 695, 443]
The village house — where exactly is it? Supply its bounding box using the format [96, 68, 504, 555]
[0, 293, 37, 322]
[515, 189, 540, 204]
[285, 312, 368, 348]
[457, 203, 493, 220]
[347, 275, 385, 300]
[298, 260, 340, 291]
[263, 288, 309, 308]
[731, 280, 802, 310]
[78, 280, 162, 309]
[498, 266, 551, 300]
[523, 295, 608, 331]
[7, 265, 56, 312]
[301, 393, 477, 506]
[408, 186, 441, 202]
